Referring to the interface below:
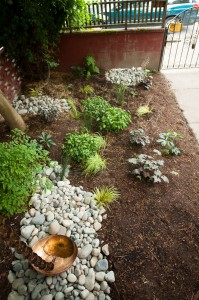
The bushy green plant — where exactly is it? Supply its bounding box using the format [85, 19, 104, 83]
[99, 107, 132, 132]
[67, 98, 81, 120]
[128, 154, 169, 183]
[93, 186, 120, 208]
[136, 104, 152, 117]
[62, 130, 106, 163]
[84, 55, 100, 78]
[130, 129, 150, 146]
[157, 131, 183, 155]
[83, 153, 106, 175]
[0, 129, 50, 216]
[38, 132, 56, 148]
[115, 83, 126, 105]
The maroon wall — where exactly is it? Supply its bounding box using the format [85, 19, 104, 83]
[57, 28, 165, 72]
[0, 47, 21, 103]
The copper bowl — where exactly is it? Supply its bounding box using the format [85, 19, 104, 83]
[32, 235, 77, 276]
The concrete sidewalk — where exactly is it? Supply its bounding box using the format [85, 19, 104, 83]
[161, 69, 199, 144]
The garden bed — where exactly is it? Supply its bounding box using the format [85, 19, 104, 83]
[0, 70, 199, 300]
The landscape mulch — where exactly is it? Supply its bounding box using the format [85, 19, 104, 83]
[0, 71, 198, 300]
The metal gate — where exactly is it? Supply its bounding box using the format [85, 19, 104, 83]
[161, 7, 199, 69]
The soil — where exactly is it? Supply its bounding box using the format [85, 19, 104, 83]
[0, 71, 199, 300]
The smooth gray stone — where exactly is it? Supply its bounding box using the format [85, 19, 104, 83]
[95, 259, 109, 271]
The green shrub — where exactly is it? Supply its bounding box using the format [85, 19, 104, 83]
[0, 129, 50, 216]
[128, 154, 169, 183]
[99, 107, 132, 132]
[93, 186, 120, 208]
[157, 131, 183, 155]
[72, 55, 100, 79]
[62, 130, 106, 164]
[83, 153, 106, 175]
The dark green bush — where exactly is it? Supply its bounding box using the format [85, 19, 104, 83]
[0, 129, 50, 216]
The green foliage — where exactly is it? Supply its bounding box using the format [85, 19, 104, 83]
[157, 131, 183, 155]
[0, 0, 88, 76]
[128, 154, 169, 183]
[62, 130, 106, 164]
[84, 56, 100, 78]
[67, 98, 81, 120]
[115, 84, 126, 105]
[130, 128, 150, 146]
[99, 107, 132, 132]
[93, 186, 120, 208]
[72, 56, 100, 79]
[38, 132, 56, 148]
[80, 85, 95, 96]
[136, 104, 152, 117]
[83, 96, 131, 132]
[130, 89, 138, 97]
[83, 153, 106, 175]
[0, 129, 50, 216]
[29, 88, 42, 97]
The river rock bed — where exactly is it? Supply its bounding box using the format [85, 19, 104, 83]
[7, 162, 114, 300]
[105, 67, 145, 86]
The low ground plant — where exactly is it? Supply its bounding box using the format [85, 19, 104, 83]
[67, 97, 81, 120]
[157, 131, 183, 155]
[38, 132, 56, 148]
[93, 186, 120, 208]
[99, 107, 131, 132]
[128, 154, 169, 183]
[130, 128, 150, 146]
[0, 129, 50, 216]
[136, 104, 152, 117]
[80, 85, 95, 96]
[72, 55, 100, 78]
[83, 153, 106, 175]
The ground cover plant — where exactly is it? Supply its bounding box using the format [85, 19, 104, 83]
[0, 71, 199, 300]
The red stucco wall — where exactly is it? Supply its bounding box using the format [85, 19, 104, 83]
[57, 28, 165, 71]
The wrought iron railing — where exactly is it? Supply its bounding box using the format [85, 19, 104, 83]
[64, 0, 167, 31]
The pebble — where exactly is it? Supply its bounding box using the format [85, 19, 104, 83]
[7, 162, 115, 300]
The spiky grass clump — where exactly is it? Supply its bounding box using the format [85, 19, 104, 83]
[67, 98, 81, 120]
[93, 186, 120, 208]
[83, 153, 106, 175]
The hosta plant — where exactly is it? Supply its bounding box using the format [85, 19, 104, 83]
[130, 128, 150, 146]
[83, 153, 106, 175]
[136, 104, 152, 117]
[38, 132, 56, 148]
[128, 154, 169, 183]
[157, 131, 183, 155]
[93, 186, 120, 208]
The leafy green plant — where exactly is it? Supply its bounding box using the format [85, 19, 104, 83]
[38, 132, 56, 148]
[67, 97, 81, 120]
[83, 153, 106, 175]
[128, 154, 169, 183]
[0, 129, 50, 216]
[62, 130, 106, 164]
[93, 186, 120, 208]
[115, 83, 126, 105]
[83, 96, 111, 129]
[80, 85, 95, 96]
[29, 88, 42, 97]
[157, 131, 183, 155]
[99, 107, 132, 132]
[130, 89, 138, 97]
[84, 55, 100, 78]
[136, 104, 152, 117]
[130, 129, 150, 146]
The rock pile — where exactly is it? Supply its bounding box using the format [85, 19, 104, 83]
[105, 67, 145, 86]
[7, 162, 115, 300]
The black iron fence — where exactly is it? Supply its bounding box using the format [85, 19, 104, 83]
[65, 0, 167, 31]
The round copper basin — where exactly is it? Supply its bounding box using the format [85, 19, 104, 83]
[32, 235, 77, 276]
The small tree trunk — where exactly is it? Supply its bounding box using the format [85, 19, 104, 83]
[0, 91, 26, 131]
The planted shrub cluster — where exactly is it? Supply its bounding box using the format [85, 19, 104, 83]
[0, 130, 50, 216]
[83, 96, 132, 132]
